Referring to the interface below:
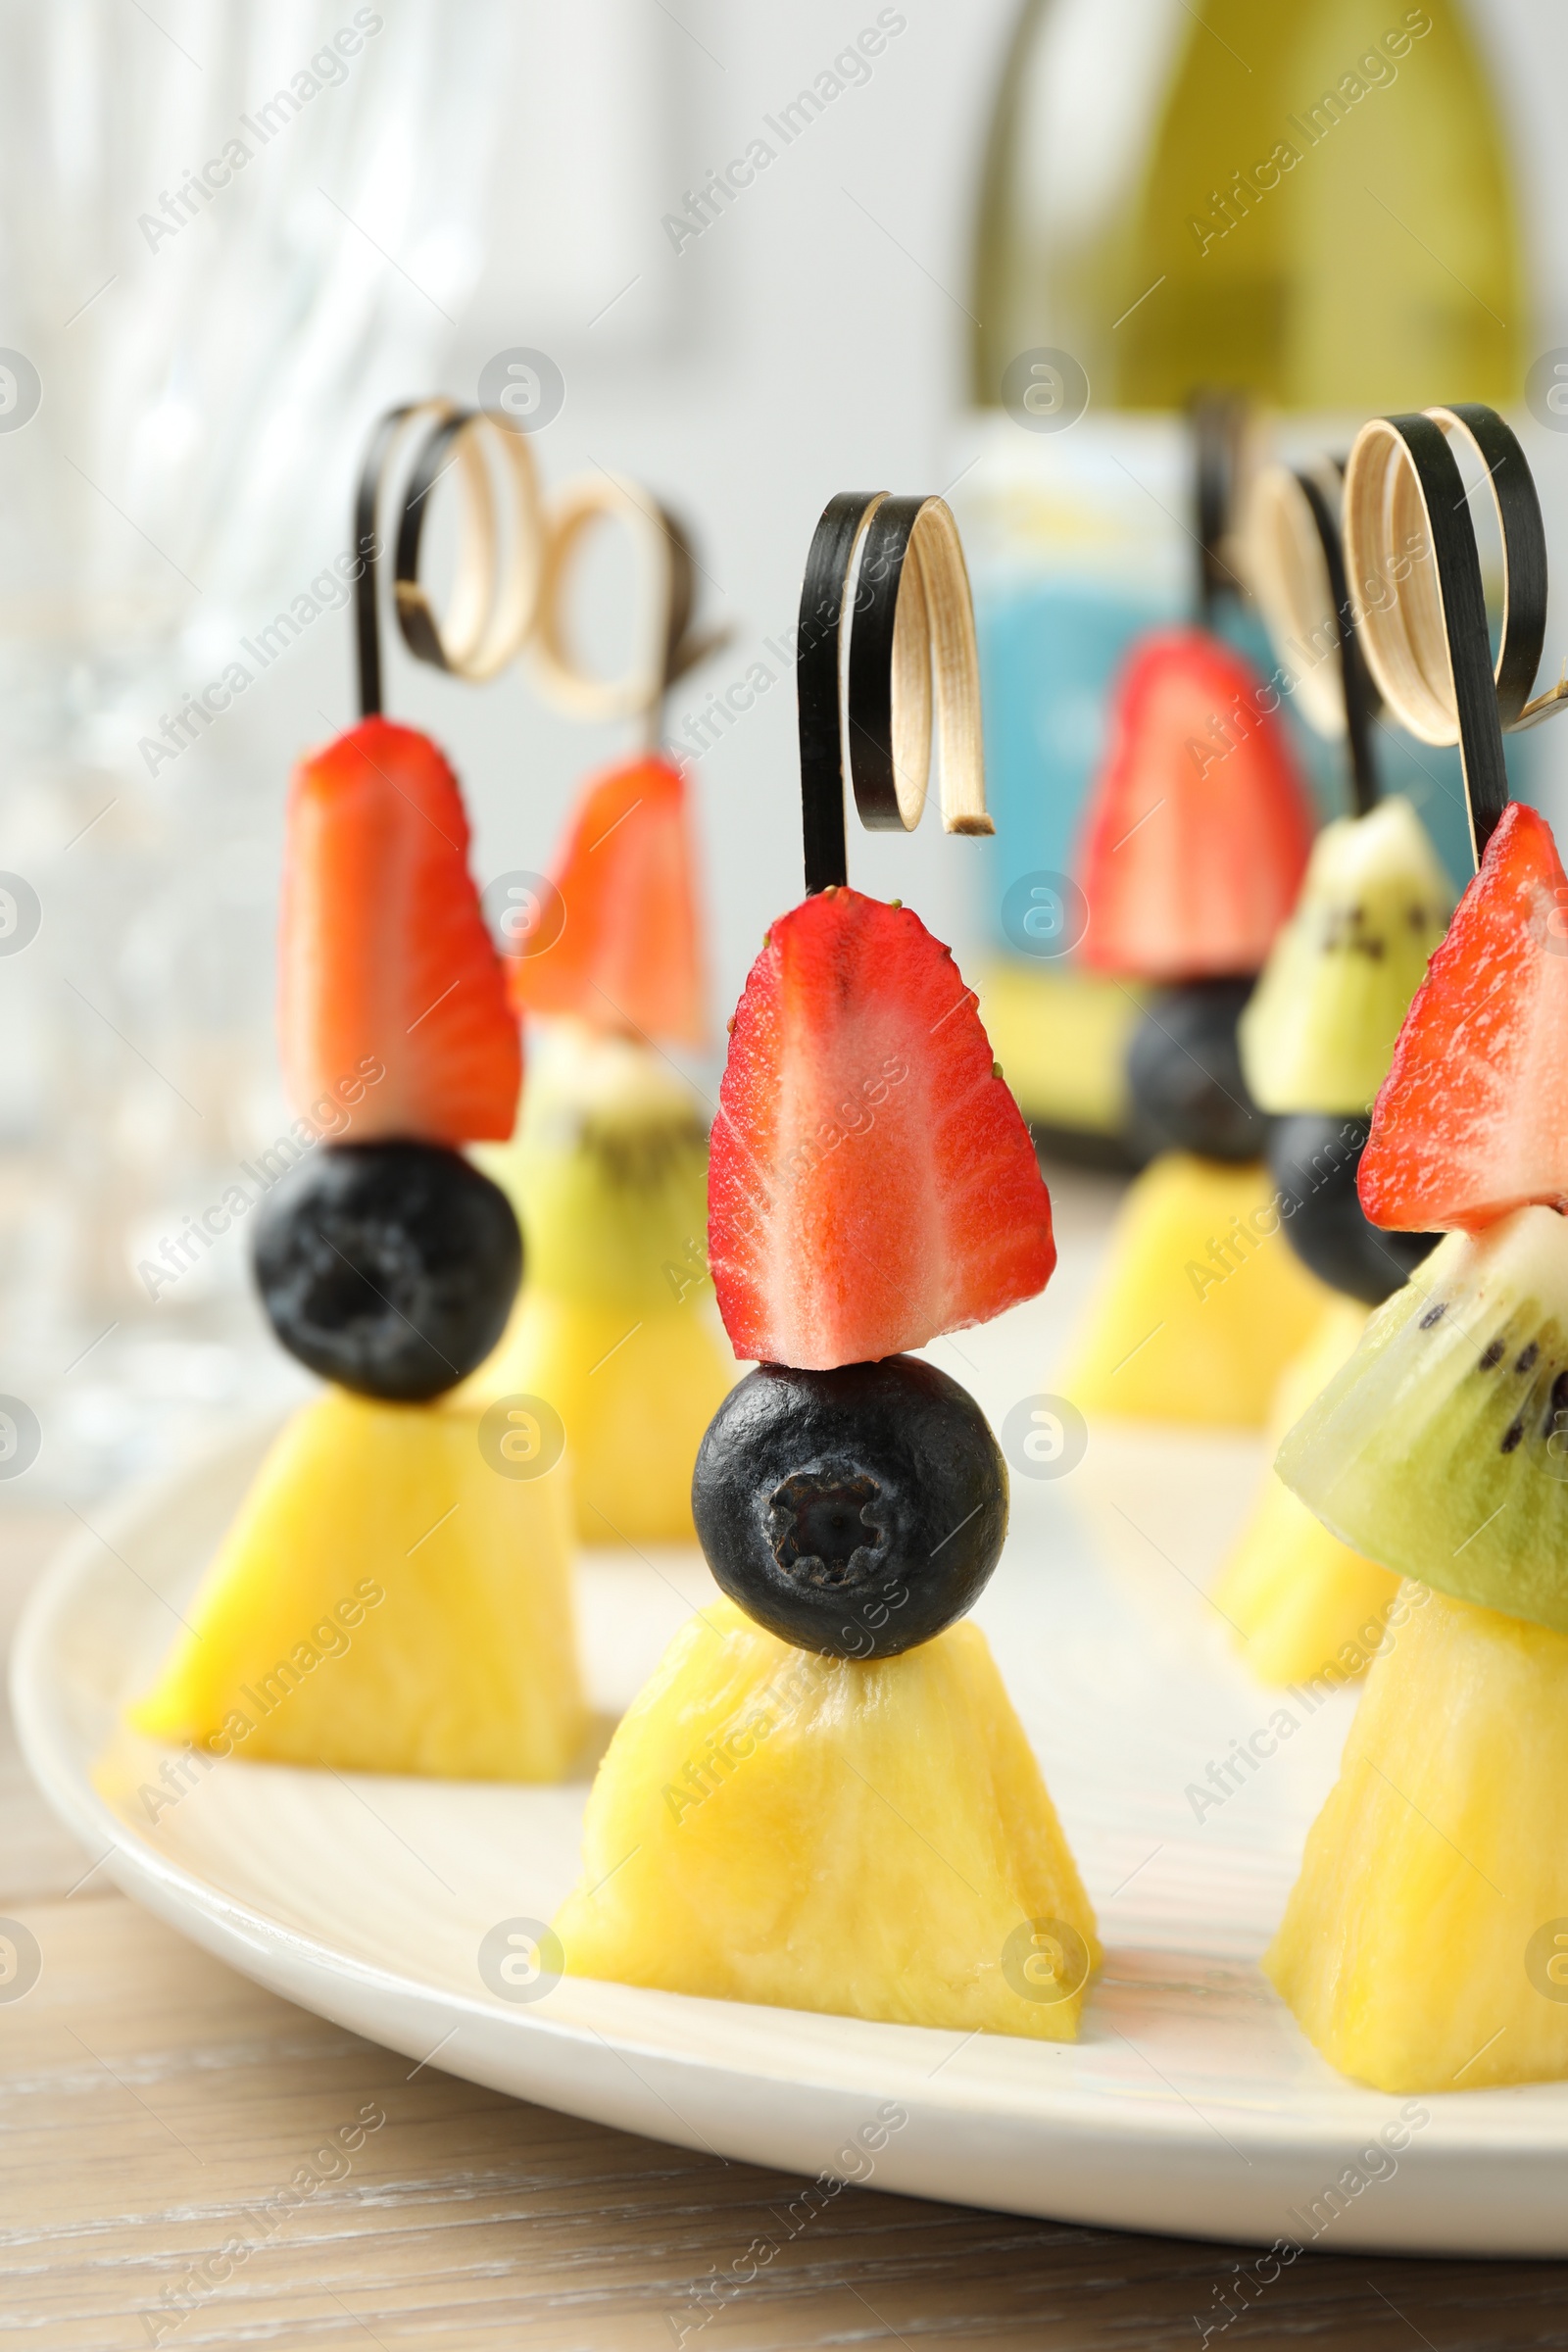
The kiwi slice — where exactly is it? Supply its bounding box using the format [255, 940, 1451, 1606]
[474, 1019, 710, 1315]
[1239, 797, 1453, 1116]
[1277, 1205, 1568, 1634]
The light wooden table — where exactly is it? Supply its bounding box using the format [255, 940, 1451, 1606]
[4, 1504, 1565, 2350]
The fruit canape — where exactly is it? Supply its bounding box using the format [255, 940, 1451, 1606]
[981, 395, 1247, 1173]
[551, 492, 1100, 2036]
[1061, 419, 1325, 1429]
[133, 408, 586, 1780]
[471, 736, 734, 1544]
[1215, 464, 1452, 1685]
[1265, 404, 1568, 2089]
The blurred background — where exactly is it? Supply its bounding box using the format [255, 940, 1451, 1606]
[2, 0, 1567, 1499]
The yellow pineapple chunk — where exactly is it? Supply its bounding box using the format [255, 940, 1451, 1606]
[1218, 1487, 1400, 1688]
[1214, 1298, 1399, 1684]
[470, 1289, 734, 1544]
[975, 957, 1143, 1144]
[1266, 1582, 1568, 2090]
[131, 1387, 586, 1780]
[554, 1598, 1100, 2038]
[1062, 1152, 1331, 1427]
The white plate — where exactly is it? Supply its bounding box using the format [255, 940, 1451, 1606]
[15, 1289, 1568, 2259]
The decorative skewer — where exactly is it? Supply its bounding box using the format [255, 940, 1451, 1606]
[353, 401, 726, 747]
[796, 490, 990, 896]
[1264, 407, 1568, 2098]
[1245, 459, 1381, 815]
[1344, 403, 1568, 865]
[1193, 390, 1250, 625]
[527, 471, 728, 746]
[393, 409, 542, 686]
[354, 400, 542, 716]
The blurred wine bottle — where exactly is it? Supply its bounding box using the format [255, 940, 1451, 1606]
[963, 0, 1524, 1163]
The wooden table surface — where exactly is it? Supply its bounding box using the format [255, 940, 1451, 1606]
[4, 1504, 1566, 2352]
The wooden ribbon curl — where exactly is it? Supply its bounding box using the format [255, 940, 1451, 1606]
[1244, 460, 1381, 816]
[353, 403, 725, 738]
[394, 409, 542, 684]
[526, 471, 729, 740]
[796, 490, 990, 896]
[355, 400, 543, 716]
[1344, 403, 1568, 863]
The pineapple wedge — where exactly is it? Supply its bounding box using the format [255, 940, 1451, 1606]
[1266, 1581, 1568, 2090]
[554, 1597, 1100, 2038]
[1217, 1484, 1399, 1689]
[1062, 1152, 1331, 1427]
[472, 1289, 732, 1545]
[1214, 1298, 1399, 1685]
[132, 1387, 586, 1780]
[976, 958, 1144, 1149]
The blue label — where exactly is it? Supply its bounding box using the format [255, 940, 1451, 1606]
[973, 574, 1510, 949]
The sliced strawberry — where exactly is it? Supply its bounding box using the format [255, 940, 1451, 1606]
[508, 755, 706, 1047]
[709, 888, 1055, 1369]
[1078, 627, 1313, 980]
[1360, 801, 1568, 1232]
[279, 716, 521, 1144]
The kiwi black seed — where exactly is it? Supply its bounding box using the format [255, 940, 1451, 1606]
[1470, 1327, 1568, 1458]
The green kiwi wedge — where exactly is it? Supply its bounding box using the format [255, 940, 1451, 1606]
[1277, 1204, 1568, 1633]
[473, 1019, 710, 1316]
[1239, 797, 1453, 1115]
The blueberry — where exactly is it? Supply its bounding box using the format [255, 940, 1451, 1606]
[1268, 1113, 1438, 1305]
[691, 1356, 1007, 1659]
[1127, 981, 1268, 1162]
[252, 1142, 522, 1401]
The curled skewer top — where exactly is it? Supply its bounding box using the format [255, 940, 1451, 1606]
[1344, 403, 1568, 863]
[393, 410, 542, 688]
[354, 401, 544, 718]
[796, 491, 989, 896]
[526, 471, 728, 743]
[1245, 460, 1381, 817]
[351, 404, 725, 740]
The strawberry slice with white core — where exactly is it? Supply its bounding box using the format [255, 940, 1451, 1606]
[1360, 800, 1568, 1232]
[709, 887, 1055, 1369]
